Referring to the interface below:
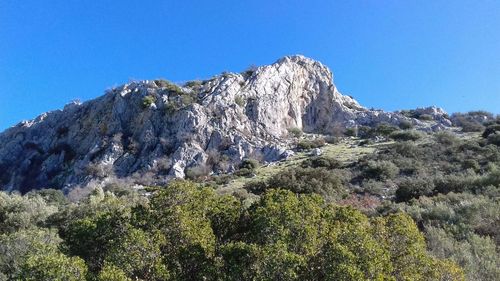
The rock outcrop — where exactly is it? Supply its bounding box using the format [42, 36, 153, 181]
[0, 55, 451, 193]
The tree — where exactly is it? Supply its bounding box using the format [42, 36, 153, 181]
[104, 228, 169, 280]
[98, 263, 132, 281]
[62, 210, 131, 273]
[19, 251, 87, 281]
[248, 189, 325, 256]
[0, 228, 61, 279]
[148, 180, 218, 280]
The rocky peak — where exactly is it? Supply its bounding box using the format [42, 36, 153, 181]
[0, 55, 451, 193]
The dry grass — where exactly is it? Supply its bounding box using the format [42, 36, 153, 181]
[216, 138, 391, 194]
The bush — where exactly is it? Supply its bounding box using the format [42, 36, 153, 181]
[155, 79, 183, 95]
[301, 156, 341, 169]
[399, 120, 414, 130]
[451, 112, 490, 132]
[395, 177, 435, 202]
[141, 95, 156, 108]
[434, 131, 459, 146]
[184, 80, 202, 89]
[267, 167, 345, 199]
[345, 127, 357, 137]
[297, 138, 325, 150]
[241, 65, 257, 78]
[418, 114, 433, 121]
[459, 120, 485, 132]
[185, 164, 211, 181]
[390, 130, 424, 141]
[288, 127, 303, 138]
[359, 139, 373, 146]
[20, 252, 87, 281]
[487, 133, 500, 146]
[362, 160, 400, 181]
[234, 168, 254, 177]
[243, 180, 269, 195]
[483, 124, 500, 138]
[375, 123, 399, 136]
[234, 96, 245, 107]
[239, 158, 260, 170]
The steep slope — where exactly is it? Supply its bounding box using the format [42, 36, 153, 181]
[0, 55, 450, 192]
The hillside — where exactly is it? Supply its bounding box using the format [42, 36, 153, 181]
[0, 55, 452, 194]
[2, 124, 500, 280]
[1, 56, 499, 280]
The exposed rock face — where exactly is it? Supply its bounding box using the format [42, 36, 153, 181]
[0, 55, 451, 192]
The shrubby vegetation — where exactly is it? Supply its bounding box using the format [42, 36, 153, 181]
[451, 111, 496, 132]
[0, 182, 464, 280]
[243, 122, 500, 280]
[3, 115, 500, 280]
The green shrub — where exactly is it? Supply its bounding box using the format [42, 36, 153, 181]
[390, 130, 424, 141]
[301, 156, 341, 169]
[267, 167, 345, 199]
[288, 127, 303, 138]
[374, 123, 399, 136]
[483, 124, 500, 138]
[487, 133, 500, 146]
[234, 168, 254, 177]
[20, 252, 87, 281]
[344, 127, 357, 137]
[451, 112, 490, 132]
[418, 114, 433, 121]
[359, 139, 373, 146]
[399, 120, 414, 130]
[362, 160, 400, 181]
[155, 79, 183, 95]
[141, 95, 156, 108]
[239, 158, 260, 170]
[297, 138, 325, 150]
[241, 65, 257, 78]
[184, 80, 202, 89]
[434, 131, 459, 146]
[395, 177, 435, 202]
[234, 96, 245, 107]
[243, 180, 269, 195]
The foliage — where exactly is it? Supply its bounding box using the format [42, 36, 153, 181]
[362, 160, 400, 181]
[399, 120, 414, 130]
[19, 251, 87, 281]
[390, 130, 424, 141]
[6, 125, 500, 280]
[239, 158, 260, 170]
[142, 95, 156, 108]
[0, 182, 465, 280]
[154, 79, 183, 95]
[234, 96, 245, 107]
[451, 111, 495, 132]
[301, 156, 341, 169]
[267, 167, 345, 199]
[287, 127, 303, 138]
[297, 138, 325, 150]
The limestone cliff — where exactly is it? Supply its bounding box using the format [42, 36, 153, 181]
[0, 55, 450, 192]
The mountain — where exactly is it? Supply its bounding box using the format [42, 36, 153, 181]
[0, 55, 451, 193]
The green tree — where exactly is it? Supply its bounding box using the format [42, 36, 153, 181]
[104, 228, 169, 280]
[98, 263, 132, 281]
[308, 207, 393, 281]
[148, 180, 218, 280]
[248, 189, 325, 256]
[19, 251, 87, 281]
[62, 210, 131, 273]
[0, 228, 61, 279]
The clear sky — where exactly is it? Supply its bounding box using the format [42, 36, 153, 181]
[1, 1, 499, 131]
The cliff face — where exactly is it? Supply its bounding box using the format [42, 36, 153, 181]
[0, 55, 450, 192]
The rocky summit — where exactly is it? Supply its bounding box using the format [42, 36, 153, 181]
[0, 55, 451, 193]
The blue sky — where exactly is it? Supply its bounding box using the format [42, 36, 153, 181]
[1, 1, 499, 131]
